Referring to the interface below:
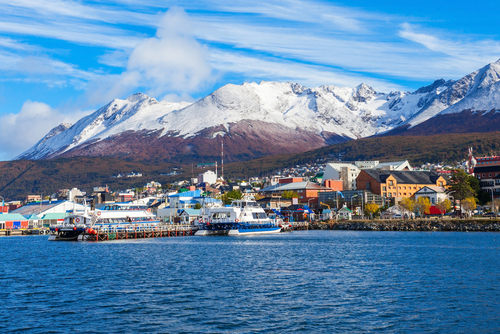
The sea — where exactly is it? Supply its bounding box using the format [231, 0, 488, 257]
[1, 231, 499, 333]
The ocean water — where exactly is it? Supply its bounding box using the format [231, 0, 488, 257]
[1, 231, 499, 333]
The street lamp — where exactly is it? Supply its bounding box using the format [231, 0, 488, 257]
[0, 196, 4, 212]
[487, 188, 495, 214]
[351, 194, 358, 212]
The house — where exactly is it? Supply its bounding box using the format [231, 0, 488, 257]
[179, 209, 201, 224]
[259, 181, 332, 209]
[198, 170, 217, 185]
[0, 213, 29, 229]
[337, 206, 353, 220]
[356, 170, 447, 201]
[474, 165, 500, 199]
[414, 186, 449, 205]
[256, 194, 292, 209]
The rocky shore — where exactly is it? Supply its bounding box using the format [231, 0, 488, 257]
[310, 220, 500, 232]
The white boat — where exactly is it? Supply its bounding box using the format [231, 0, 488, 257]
[195, 200, 283, 236]
[49, 203, 159, 241]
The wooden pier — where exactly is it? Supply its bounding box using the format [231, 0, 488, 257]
[0, 228, 50, 236]
[79, 224, 197, 242]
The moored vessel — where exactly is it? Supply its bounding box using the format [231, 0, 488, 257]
[49, 203, 159, 241]
[195, 200, 283, 236]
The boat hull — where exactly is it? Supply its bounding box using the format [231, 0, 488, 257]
[228, 228, 282, 236]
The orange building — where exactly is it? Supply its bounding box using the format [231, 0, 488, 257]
[323, 179, 343, 191]
[357, 170, 447, 200]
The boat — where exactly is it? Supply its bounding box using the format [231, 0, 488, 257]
[195, 200, 283, 236]
[48, 203, 159, 241]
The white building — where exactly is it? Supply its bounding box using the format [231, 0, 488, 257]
[67, 188, 83, 202]
[414, 186, 449, 205]
[198, 170, 217, 185]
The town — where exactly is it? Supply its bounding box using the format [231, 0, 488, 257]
[1, 148, 499, 234]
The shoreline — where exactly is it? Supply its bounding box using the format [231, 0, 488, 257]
[309, 219, 500, 232]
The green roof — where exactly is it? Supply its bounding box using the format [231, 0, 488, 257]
[41, 213, 68, 220]
[0, 213, 28, 221]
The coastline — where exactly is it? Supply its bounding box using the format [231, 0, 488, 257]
[310, 219, 500, 232]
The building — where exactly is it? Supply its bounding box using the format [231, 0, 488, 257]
[197, 170, 217, 185]
[11, 200, 86, 217]
[414, 186, 449, 205]
[337, 206, 353, 220]
[323, 160, 412, 191]
[259, 181, 332, 209]
[474, 164, 500, 199]
[0, 213, 29, 229]
[356, 170, 447, 201]
[318, 190, 386, 212]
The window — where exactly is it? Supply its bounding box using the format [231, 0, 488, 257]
[398, 186, 401, 190]
[398, 193, 401, 196]
[383, 192, 386, 197]
[404, 193, 406, 196]
[389, 181, 393, 186]
[439, 182, 443, 187]
[383, 186, 386, 191]
[393, 193, 396, 196]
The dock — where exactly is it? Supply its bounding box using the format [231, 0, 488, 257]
[0, 228, 50, 236]
[78, 224, 197, 242]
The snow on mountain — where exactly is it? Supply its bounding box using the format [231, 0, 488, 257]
[17, 94, 191, 159]
[405, 59, 500, 126]
[17, 59, 500, 161]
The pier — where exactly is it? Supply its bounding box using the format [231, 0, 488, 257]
[0, 228, 50, 236]
[77, 224, 197, 242]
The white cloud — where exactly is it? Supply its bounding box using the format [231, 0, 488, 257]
[0, 101, 90, 160]
[209, 50, 405, 92]
[88, 7, 213, 103]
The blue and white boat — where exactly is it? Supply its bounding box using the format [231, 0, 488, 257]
[195, 200, 282, 236]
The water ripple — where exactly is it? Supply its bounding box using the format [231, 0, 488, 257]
[1, 232, 500, 333]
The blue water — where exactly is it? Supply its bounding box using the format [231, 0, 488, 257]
[1, 231, 500, 333]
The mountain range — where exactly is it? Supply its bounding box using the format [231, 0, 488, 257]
[17, 59, 500, 162]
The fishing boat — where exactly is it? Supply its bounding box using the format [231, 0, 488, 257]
[48, 203, 159, 241]
[195, 200, 283, 236]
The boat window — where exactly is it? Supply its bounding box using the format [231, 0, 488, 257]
[211, 213, 229, 219]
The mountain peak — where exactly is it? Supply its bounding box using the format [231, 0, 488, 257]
[126, 92, 151, 103]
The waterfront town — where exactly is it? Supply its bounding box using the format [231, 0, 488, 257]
[1, 148, 500, 234]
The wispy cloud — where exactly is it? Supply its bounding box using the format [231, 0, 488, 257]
[0, 100, 90, 160]
[86, 7, 213, 104]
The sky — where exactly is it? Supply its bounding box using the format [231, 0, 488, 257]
[0, 0, 499, 160]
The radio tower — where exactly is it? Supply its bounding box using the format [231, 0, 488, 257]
[221, 139, 224, 181]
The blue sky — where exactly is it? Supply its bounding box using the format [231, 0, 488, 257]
[0, 0, 499, 160]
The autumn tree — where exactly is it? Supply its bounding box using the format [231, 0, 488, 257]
[489, 198, 500, 213]
[281, 190, 299, 199]
[399, 197, 415, 213]
[461, 197, 477, 216]
[445, 169, 477, 212]
[415, 197, 431, 215]
[436, 198, 452, 214]
[364, 202, 379, 219]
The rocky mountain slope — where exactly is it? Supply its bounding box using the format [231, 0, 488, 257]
[17, 59, 500, 162]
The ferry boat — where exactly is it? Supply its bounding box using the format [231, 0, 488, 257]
[195, 200, 283, 236]
[48, 203, 159, 241]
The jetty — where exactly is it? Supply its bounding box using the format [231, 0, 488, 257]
[75, 224, 196, 242]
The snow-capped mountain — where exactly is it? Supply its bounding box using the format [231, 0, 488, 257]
[16, 59, 500, 162]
